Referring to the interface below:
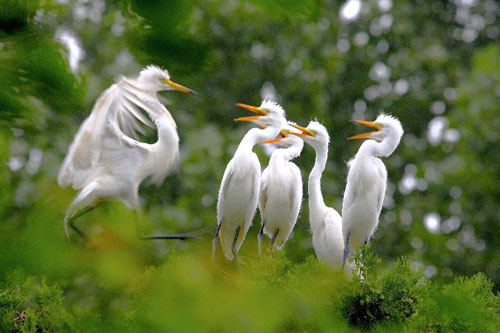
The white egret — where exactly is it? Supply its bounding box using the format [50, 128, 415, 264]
[342, 114, 403, 265]
[58, 65, 195, 240]
[290, 121, 344, 269]
[213, 101, 286, 261]
[257, 125, 304, 254]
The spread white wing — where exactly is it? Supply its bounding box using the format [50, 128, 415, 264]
[58, 77, 158, 190]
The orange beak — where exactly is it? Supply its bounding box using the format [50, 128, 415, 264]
[260, 130, 288, 144]
[348, 120, 381, 140]
[162, 78, 197, 94]
[234, 116, 261, 122]
[261, 137, 284, 144]
[234, 103, 267, 122]
[289, 123, 314, 137]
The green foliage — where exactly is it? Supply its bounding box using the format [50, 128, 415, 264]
[343, 245, 421, 328]
[0, 271, 73, 332]
[0, 0, 38, 33]
[123, 0, 205, 69]
[353, 243, 382, 281]
[0, 243, 499, 332]
[379, 258, 420, 323]
[409, 273, 500, 332]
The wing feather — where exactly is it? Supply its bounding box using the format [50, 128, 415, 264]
[58, 85, 117, 188]
[58, 77, 160, 190]
[259, 167, 269, 214]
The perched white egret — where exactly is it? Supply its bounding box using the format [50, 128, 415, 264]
[342, 114, 404, 265]
[290, 121, 344, 269]
[213, 101, 286, 261]
[58, 65, 195, 239]
[257, 124, 304, 254]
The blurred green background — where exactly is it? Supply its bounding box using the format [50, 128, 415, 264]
[1, 0, 499, 331]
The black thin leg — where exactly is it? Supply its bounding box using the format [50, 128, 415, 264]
[343, 229, 351, 267]
[69, 220, 88, 241]
[64, 204, 99, 241]
[257, 221, 265, 256]
[141, 232, 200, 240]
[138, 208, 205, 241]
[271, 228, 279, 246]
[232, 225, 241, 263]
[212, 223, 222, 261]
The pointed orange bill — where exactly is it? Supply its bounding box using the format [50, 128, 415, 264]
[348, 120, 381, 140]
[290, 123, 314, 136]
[353, 120, 381, 131]
[234, 115, 261, 122]
[348, 132, 375, 140]
[163, 78, 197, 94]
[261, 137, 284, 144]
[236, 103, 266, 116]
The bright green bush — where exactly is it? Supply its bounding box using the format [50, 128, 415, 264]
[409, 273, 500, 332]
[0, 271, 73, 332]
[0, 245, 499, 332]
[342, 245, 421, 328]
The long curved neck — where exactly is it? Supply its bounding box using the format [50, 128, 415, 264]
[358, 135, 399, 158]
[308, 143, 328, 214]
[235, 125, 280, 155]
[269, 140, 303, 164]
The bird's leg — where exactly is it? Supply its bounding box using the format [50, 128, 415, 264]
[343, 230, 351, 268]
[64, 204, 99, 242]
[231, 226, 241, 263]
[271, 228, 279, 245]
[67, 217, 87, 241]
[257, 221, 266, 256]
[270, 228, 279, 250]
[139, 205, 203, 240]
[141, 232, 201, 240]
[212, 223, 222, 261]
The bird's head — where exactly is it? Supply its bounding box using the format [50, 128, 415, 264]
[348, 113, 403, 143]
[260, 122, 305, 149]
[137, 65, 196, 94]
[234, 100, 286, 128]
[289, 120, 330, 149]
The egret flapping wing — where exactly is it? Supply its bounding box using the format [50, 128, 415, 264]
[58, 85, 118, 189]
[59, 65, 197, 241]
[114, 79, 180, 185]
[59, 75, 175, 190]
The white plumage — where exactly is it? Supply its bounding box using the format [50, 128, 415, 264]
[213, 101, 286, 261]
[342, 113, 404, 265]
[291, 121, 344, 269]
[258, 124, 303, 254]
[58, 65, 195, 238]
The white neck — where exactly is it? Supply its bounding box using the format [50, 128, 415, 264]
[358, 134, 400, 158]
[308, 142, 328, 216]
[235, 125, 281, 155]
[269, 140, 303, 165]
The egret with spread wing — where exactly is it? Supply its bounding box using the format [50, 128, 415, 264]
[58, 65, 195, 240]
[342, 114, 403, 265]
[291, 121, 344, 269]
[258, 124, 303, 254]
[213, 101, 286, 261]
